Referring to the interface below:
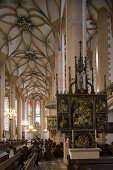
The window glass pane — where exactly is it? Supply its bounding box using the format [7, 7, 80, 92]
[4, 97, 9, 131]
[36, 101, 40, 115]
[36, 116, 40, 125]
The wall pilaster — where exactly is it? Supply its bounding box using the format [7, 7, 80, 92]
[66, 0, 83, 92]
[0, 66, 5, 141]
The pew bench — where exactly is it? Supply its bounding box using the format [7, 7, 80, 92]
[0, 152, 24, 170]
[67, 155, 113, 170]
[24, 152, 38, 170]
[0, 152, 9, 164]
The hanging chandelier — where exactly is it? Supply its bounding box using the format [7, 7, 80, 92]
[21, 120, 29, 127]
[7, 109, 16, 120]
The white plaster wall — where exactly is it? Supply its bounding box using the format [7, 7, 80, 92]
[108, 111, 113, 122]
[106, 134, 113, 145]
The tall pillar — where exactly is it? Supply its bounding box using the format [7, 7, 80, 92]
[0, 66, 5, 141]
[82, 0, 86, 60]
[17, 93, 22, 139]
[10, 83, 16, 139]
[40, 100, 44, 138]
[22, 97, 26, 139]
[66, 0, 82, 92]
[58, 49, 63, 92]
[97, 8, 110, 91]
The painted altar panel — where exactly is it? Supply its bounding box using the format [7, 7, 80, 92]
[71, 96, 93, 129]
[57, 95, 69, 113]
[58, 113, 69, 130]
[95, 96, 107, 113]
[47, 116, 57, 130]
[96, 114, 107, 130]
[74, 131, 95, 148]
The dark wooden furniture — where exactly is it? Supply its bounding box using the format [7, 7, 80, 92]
[0, 152, 9, 164]
[0, 152, 24, 170]
[24, 152, 38, 170]
[67, 155, 113, 170]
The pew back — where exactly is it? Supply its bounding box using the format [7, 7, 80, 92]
[0, 152, 24, 170]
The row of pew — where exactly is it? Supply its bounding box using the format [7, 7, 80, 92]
[44, 139, 63, 161]
[0, 139, 27, 152]
[0, 139, 42, 170]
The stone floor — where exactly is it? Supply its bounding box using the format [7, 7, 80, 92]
[38, 158, 67, 170]
[37, 150, 67, 170]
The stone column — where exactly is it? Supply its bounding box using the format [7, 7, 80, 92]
[22, 97, 26, 139]
[66, 0, 82, 92]
[40, 100, 44, 138]
[17, 93, 22, 139]
[82, 0, 86, 60]
[58, 49, 63, 93]
[0, 66, 5, 141]
[97, 8, 110, 91]
[10, 83, 16, 139]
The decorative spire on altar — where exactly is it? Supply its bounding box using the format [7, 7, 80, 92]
[68, 41, 95, 94]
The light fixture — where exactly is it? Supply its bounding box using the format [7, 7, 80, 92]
[32, 129, 36, 132]
[29, 125, 34, 130]
[44, 129, 47, 132]
[7, 108, 16, 120]
[21, 120, 29, 127]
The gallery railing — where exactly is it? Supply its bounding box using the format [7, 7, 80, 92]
[99, 82, 113, 100]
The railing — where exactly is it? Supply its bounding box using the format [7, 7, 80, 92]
[99, 82, 113, 100]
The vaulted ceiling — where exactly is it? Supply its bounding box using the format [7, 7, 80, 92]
[0, 0, 65, 100]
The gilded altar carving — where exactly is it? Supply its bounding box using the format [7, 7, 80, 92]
[58, 113, 69, 130]
[96, 114, 106, 130]
[71, 97, 93, 129]
[95, 97, 107, 113]
[57, 96, 69, 113]
[74, 132, 95, 148]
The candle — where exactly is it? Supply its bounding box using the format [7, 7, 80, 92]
[95, 130, 97, 140]
[72, 130, 74, 148]
[95, 130, 97, 148]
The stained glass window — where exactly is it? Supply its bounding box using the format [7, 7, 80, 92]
[27, 100, 32, 125]
[36, 101, 40, 125]
[36, 101, 40, 115]
[4, 97, 9, 131]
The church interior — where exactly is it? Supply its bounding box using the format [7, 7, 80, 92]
[0, 0, 113, 169]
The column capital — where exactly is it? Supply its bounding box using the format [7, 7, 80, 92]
[10, 75, 18, 84]
[17, 88, 23, 96]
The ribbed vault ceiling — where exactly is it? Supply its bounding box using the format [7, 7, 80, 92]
[0, 0, 64, 100]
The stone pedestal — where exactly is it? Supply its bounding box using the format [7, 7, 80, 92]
[69, 148, 101, 159]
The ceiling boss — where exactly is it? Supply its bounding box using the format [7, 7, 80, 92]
[24, 52, 38, 61]
[16, 16, 34, 33]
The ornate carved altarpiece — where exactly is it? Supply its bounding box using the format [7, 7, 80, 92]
[56, 41, 108, 148]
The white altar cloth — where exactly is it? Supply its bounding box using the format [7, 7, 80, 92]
[69, 148, 101, 159]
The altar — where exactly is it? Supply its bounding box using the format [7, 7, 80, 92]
[56, 42, 108, 163]
[69, 148, 101, 159]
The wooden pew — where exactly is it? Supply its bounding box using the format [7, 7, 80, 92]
[0, 152, 24, 170]
[67, 155, 113, 170]
[24, 152, 38, 170]
[0, 152, 9, 164]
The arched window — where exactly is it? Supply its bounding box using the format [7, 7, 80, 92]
[4, 97, 9, 131]
[36, 101, 40, 125]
